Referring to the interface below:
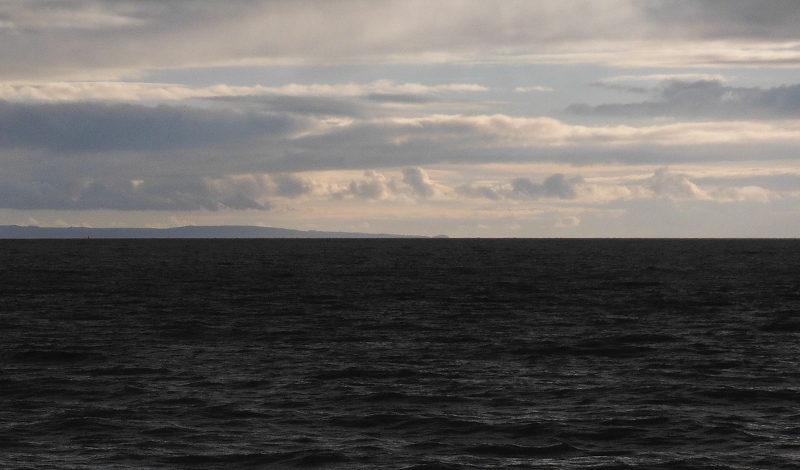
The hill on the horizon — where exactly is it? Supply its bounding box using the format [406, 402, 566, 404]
[0, 225, 433, 239]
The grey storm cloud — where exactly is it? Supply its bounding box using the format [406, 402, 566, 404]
[642, 1, 800, 41]
[271, 174, 315, 198]
[0, 100, 299, 153]
[456, 174, 583, 200]
[567, 80, 800, 120]
[0, 179, 254, 211]
[402, 167, 435, 198]
[512, 174, 582, 199]
[334, 170, 392, 200]
[0, 173, 316, 211]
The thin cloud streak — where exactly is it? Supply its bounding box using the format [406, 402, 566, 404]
[569, 79, 800, 119]
[0, 80, 487, 102]
[371, 115, 800, 147]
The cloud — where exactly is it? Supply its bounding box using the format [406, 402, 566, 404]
[515, 86, 554, 93]
[600, 74, 729, 84]
[0, 1, 146, 31]
[447, 167, 781, 206]
[216, 95, 369, 119]
[372, 114, 800, 149]
[0, 163, 785, 236]
[363, 93, 441, 105]
[0, 173, 318, 211]
[333, 170, 393, 200]
[629, 167, 776, 203]
[512, 174, 583, 199]
[641, 1, 800, 41]
[4, 97, 800, 188]
[337, 167, 442, 200]
[0, 80, 486, 102]
[454, 184, 503, 200]
[709, 185, 773, 203]
[555, 215, 581, 228]
[8, 102, 800, 161]
[0, 178, 261, 211]
[646, 168, 708, 199]
[694, 171, 800, 193]
[402, 167, 436, 197]
[0, 100, 300, 153]
[569, 79, 800, 120]
[456, 173, 583, 200]
[505, 44, 800, 69]
[271, 174, 316, 198]
[4, 1, 800, 80]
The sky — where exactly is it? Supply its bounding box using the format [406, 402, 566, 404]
[1, 0, 800, 237]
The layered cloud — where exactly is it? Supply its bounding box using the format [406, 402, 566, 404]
[5, 97, 800, 170]
[365, 115, 800, 148]
[0, 100, 299, 153]
[0, 80, 487, 102]
[0, 161, 792, 241]
[0, 173, 320, 211]
[4, 1, 800, 80]
[456, 174, 583, 201]
[570, 79, 800, 119]
[641, 168, 777, 203]
[1, 2, 798, 236]
[0, 165, 779, 211]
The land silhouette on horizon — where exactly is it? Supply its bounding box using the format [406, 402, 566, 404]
[0, 225, 436, 239]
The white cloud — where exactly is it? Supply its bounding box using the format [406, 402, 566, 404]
[646, 167, 709, 200]
[555, 216, 581, 228]
[515, 86, 554, 93]
[600, 74, 729, 83]
[0, 80, 487, 102]
[503, 42, 800, 69]
[375, 114, 800, 148]
[709, 186, 774, 203]
[445, 166, 781, 206]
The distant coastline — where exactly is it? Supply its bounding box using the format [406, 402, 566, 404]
[0, 225, 435, 239]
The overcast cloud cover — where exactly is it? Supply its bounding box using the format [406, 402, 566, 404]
[1, 0, 799, 237]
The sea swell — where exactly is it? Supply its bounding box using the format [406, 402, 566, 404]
[1, 239, 799, 469]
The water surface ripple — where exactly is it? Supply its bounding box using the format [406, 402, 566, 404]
[1, 239, 799, 469]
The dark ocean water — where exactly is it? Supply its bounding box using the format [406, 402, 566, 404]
[1, 239, 799, 469]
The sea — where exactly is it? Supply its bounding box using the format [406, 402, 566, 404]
[1, 239, 799, 469]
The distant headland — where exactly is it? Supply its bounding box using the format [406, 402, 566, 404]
[0, 225, 441, 239]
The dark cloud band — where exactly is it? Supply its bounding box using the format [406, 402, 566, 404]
[0, 100, 298, 153]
